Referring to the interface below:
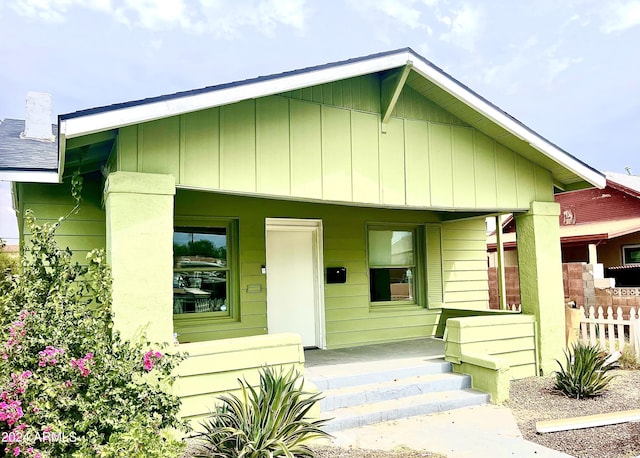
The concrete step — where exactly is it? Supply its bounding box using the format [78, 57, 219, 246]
[306, 357, 489, 432]
[306, 357, 452, 391]
[321, 389, 490, 433]
[319, 372, 472, 411]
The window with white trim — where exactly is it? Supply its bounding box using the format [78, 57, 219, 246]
[622, 244, 640, 264]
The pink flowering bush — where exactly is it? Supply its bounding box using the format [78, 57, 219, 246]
[0, 190, 187, 457]
[143, 350, 163, 372]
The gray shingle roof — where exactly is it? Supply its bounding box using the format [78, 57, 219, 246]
[0, 118, 58, 171]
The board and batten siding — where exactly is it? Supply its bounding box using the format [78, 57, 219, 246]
[16, 177, 106, 265]
[174, 191, 447, 348]
[442, 218, 490, 310]
[116, 76, 554, 211]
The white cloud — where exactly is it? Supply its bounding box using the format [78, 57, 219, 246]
[113, 0, 194, 30]
[547, 56, 584, 82]
[194, 0, 308, 37]
[544, 42, 583, 83]
[600, 0, 640, 33]
[8, 0, 309, 35]
[439, 3, 485, 52]
[480, 36, 538, 96]
[10, 0, 111, 22]
[346, 0, 425, 30]
[374, 0, 423, 29]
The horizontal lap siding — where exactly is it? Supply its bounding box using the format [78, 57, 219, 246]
[176, 334, 305, 424]
[17, 177, 106, 265]
[118, 77, 554, 212]
[174, 191, 443, 348]
[442, 218, 489, 309]
[445, 315, 537, 378]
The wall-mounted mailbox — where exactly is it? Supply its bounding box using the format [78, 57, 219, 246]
[326, 267, 347, 284]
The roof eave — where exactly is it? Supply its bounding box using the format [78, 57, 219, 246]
[58, 48, 605, 190]
[57, 118, 66, 183]
[409, 59, 605, 190]
[0, 170, 59, 183]
[59, 50, 414, 139]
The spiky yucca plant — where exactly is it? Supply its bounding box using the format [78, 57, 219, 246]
[554, 342, 616, 399]
[194, 367, 330, 457]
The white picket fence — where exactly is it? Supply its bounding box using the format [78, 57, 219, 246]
[578, 306, 640, 355]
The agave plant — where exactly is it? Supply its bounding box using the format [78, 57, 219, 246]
[194, 366, 330, 457]
[554, 341, 616, 399]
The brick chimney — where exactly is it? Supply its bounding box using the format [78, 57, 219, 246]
[22, 91, 54, 141]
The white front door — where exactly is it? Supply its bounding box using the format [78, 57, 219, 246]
[265, 219, 325, 348]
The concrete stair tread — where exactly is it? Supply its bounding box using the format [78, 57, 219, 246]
[320, 389, 489, 432]
[319, 372, 470, 407]
[306, 356, 446, 379]
[307, 358, 451, 390]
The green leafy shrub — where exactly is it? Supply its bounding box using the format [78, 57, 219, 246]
[554, 341, 616, 399]
[0, 239, 19, 276]
[0, 209, 187, 457]
[99, 414, 186, 458]
[193, 367, 329, 457]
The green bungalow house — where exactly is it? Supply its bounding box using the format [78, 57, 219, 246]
[2, 48, 604, 419]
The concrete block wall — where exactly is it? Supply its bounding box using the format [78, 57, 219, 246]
[489, 263, 640, 317]
[488, 267, 521, 309]
[563, 262, 586, 306]
[594, 287, 640, 319]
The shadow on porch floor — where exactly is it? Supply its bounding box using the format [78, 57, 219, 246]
[303, 337, 445, 368]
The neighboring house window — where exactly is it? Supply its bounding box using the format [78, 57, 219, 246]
[368, 226, 422, 305]
[622, 244, 640, 264]
[173, 222, 236, 317]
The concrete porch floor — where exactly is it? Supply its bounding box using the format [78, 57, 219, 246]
[303, 337, 445, 368]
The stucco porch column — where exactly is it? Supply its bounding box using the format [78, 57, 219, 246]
[515, 201, 564, 375]
[104, 171, 176, 344]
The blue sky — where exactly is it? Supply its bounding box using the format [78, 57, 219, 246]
[1, 0, 639, 243]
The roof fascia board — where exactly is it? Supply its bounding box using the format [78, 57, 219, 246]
[57, 122, 66, 183]
[0, 170, 59, 183]
[61, 51, 413, 139]
[10, 182, 18, 214]
[410, 59, 606, 189]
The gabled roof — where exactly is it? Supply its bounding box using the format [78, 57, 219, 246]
[6, 48, 605, 188]
[0, 119, 58, 183]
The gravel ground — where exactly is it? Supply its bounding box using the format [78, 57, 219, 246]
[310, 445, 443, 457]
[509, 368, 640, 458]
[183, 437, 444, 457]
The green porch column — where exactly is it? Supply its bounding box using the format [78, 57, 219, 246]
[104, 171, 176, 344]
[515, 201, 564, 375]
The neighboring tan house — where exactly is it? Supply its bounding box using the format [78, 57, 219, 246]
[1, 49, 605, 417]
[488, 171, 640, 288]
